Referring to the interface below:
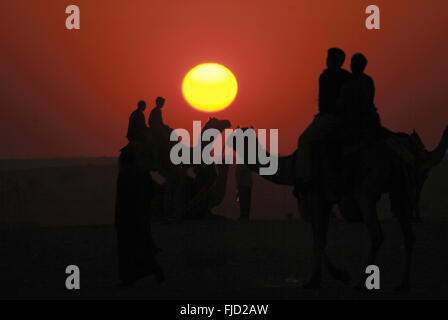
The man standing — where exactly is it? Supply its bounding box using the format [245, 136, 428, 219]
[117, 99, 164, 287]
[115, 150, 165, 287]
[235, 164, 253, 220]
[126, 100, 147, 143]
[294, 48, 351, 196]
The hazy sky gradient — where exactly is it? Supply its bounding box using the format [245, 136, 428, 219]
[1, 0, 447, 158]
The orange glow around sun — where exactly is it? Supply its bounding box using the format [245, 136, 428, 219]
[182, 63, 238, 112]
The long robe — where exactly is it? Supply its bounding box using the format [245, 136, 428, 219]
[115, 166, 159, 283]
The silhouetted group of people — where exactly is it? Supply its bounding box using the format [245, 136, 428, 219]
[126, 97, 167, 144]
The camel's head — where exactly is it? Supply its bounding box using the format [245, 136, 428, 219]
[409, 126, 448, 221]
[203, 117, 231, 133]
[410, 130, 427, 161]
[443, 125, 448, 143]
[416, 125, 448, 172]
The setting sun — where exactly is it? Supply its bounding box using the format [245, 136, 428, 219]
[182, 63, 238, 112]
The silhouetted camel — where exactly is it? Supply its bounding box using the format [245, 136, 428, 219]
[228, 125, 448, 290]
[119, 117, 231, 219]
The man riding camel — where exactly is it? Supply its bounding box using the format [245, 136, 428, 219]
[338, 53, 380, 140]
[294, 49, 380, 200]
[126, 100, 148, 144]
[294, 48, 351, 199]
[148, 96, 166, 130]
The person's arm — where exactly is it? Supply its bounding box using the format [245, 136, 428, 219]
[336, 82, 351, 115]
[137, 112, 147, 130]
[159, 109, 165, 127]
[135, 112, 147, 141]
[149, 108, 163, 128]
[370, 77, 375, 106]
[126, 113, 133, 139]
[363, 75, 375, 109]
[318, 74, 328, 114]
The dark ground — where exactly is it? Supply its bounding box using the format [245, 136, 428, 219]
[1, 219, 448, 300]
[0, 159, 447, 299]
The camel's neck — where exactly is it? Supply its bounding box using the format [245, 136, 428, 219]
[232, 135, 295, 186]
[246, 152, 295, 186]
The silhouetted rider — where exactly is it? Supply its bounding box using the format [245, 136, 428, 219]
[294, 48, 351, 199]
[148, 96, 173, 167]
[338, 53, 380, 138]
[126, 100, 147, 143]
[148, 96, 166, 130]
[319, 48, 352, 115]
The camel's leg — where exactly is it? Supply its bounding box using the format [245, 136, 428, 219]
[354, 193, 383, 289]
[306, 205, 352, 287]
[396, 210, 415, 291]
[414, 182, 424, 222]
[365, 208, 383, 266]
[302, 191, 330, 289]
[323, 253, 351, 285]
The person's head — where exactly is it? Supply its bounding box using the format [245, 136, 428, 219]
[350, 53, 368, 75]
[137, 100, 146, 111]
[156, 96, 165, 108]
[326, 47, 346, 69]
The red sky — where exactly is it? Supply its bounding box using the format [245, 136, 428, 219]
[1, 0, 447, 158]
